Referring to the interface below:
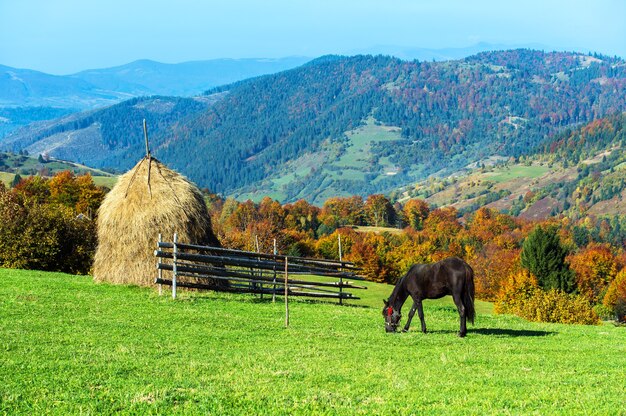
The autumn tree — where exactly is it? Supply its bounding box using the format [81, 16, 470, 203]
[283, 199, 319, 233]
[13, 176, 50, 203]
[422, 207, 462, 250]
[347, 232, 400, 283]
[364, 194, 395, 227]
[74, 174, 106, 218]
[602, 269, 626, 322]
[48, 170, 80, 207]
[258, 197, 286, 231]
[568, 243, 619, 303]
[403, 198, 430, 230]
[319, 196, 364, 232]
[471, 243, 521, 301]
[467, 207, 518, 245]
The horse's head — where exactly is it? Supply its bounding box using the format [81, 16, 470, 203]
[382, 299, 401, 333]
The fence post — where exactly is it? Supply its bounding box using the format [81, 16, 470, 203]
[284, 256, 289, 328]
[172, 233, 178, 300]
[157, 233, 163, 296]
[338, 233, 343, 305]
[272, 238, 277, 303]
[255, 235, 262, 299]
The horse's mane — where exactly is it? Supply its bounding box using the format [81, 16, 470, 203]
[388, 270, 410, 306]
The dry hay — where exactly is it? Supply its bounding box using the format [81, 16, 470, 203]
[93, 157, 219, 286]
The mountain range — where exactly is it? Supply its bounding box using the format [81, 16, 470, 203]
[1, 49, 625, 205]
[0, 57, 311, 138]
[0, 57, 311, 108]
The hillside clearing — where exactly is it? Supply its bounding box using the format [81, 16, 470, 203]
[1, 268, 624, 414]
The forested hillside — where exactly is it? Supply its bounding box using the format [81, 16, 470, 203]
[2, 50, 625, 203]
[395, 112, 626, 219]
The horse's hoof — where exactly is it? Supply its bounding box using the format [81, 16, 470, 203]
[402, 329, 408, 333]
[458, 332, 466, 338]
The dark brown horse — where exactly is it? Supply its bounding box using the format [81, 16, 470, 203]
[382, 257, 475, 337]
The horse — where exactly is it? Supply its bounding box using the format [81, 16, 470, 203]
[382, 256, 475, 337]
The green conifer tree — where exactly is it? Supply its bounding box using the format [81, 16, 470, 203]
[521, 225, 575, 293]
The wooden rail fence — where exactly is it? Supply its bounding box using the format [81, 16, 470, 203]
[154, 234, 366, 304]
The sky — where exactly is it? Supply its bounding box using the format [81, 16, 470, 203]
[1, 0, 625, 74]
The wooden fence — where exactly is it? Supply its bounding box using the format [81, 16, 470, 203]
[154, 234, 366, 305]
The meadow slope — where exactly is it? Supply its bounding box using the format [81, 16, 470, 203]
[1, 268, 624, 415]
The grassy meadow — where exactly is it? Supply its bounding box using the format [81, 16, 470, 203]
[1, 268, 625, 415]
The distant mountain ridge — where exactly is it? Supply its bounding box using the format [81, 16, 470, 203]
[349, 41, 568, 62]
[0, 57, 311, 109]
[70, 57, 312, 98]
[2, 50, 625, 204]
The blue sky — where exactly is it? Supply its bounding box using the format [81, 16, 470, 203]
[1, 0, 624, 74]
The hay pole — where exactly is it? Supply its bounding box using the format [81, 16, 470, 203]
[172, 233, 178, 299]
[143, 119, 152, 198]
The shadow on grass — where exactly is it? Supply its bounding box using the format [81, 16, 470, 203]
[416, 328, 557, 337]
[472, 328, 556, 337]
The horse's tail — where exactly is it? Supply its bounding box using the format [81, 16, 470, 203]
[463, 262, 476, 325]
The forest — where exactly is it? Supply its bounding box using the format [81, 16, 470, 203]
[3, 50, 625, 201]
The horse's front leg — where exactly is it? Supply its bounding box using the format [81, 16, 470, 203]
[402, 302, 418, 332]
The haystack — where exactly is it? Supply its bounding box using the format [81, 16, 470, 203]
[93, 156, 220, 286]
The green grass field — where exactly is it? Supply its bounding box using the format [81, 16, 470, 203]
[1, 268, 624, 415]
[0, 171, 14, 187]
[91, 175, 118, 189]
[331, 118, 401, 179]
[483, 165, 550, 183]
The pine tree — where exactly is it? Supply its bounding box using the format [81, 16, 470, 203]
[520, 225, 575, 293]
[10, 174, 22, 188]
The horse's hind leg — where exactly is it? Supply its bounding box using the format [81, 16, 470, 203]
[416, 299, 427, 333]
[452, 292, 467, 337]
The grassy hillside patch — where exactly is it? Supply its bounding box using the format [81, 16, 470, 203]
[333, 118, 402, 171]
[0, 171, 14, 187]
[91, 175, 118, 189]
[483, 164, 550, 183]
[1, 268, 624, 414]
[0, 151, 116, 189]
[234, 119, 404, 204]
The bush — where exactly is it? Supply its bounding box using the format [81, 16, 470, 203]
[0, 190, 96, 274]
[603, 270, 626, 323]
[495, 270, 600, 325]
[593, 304, 615, 321]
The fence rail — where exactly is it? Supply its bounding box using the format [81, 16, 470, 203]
[155, 235, 366, 305]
